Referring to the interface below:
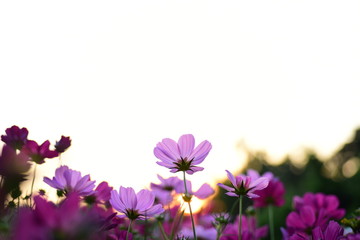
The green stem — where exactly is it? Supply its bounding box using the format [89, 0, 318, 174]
[183, 171, 197, 240]
[30, 164, 37, 207]
[158, 221, 170, 240]
[238, 195, 243, 240]
[126, 220, 133, 240]
[268, 205, 275, 240]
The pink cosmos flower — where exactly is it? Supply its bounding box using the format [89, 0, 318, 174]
[1, 125, 28, 150]
[55, 136, 71, 153]
[13, 194, 117, 240]
[154, 134, 212, 174]
[283, 192, 345, 239]
[22, 140, 58, 164]
[221, 215, 268, 240]
[110, 186, 164, 220]
[150, 175, 184, 205]
[0, 145, 31, 177]
[217, 170, 269, 198]
[247, 170, 285, 207]
[43, 165, 96, 196]
[312, 221, 344, 240]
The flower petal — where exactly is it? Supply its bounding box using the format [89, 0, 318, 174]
[178, 134, 195, 158]
[189, 140, 212, 164]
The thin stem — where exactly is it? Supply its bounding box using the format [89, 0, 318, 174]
[158, 221, 170, 240]
[30, 164, 37, 207]
[182, 171, 197, 240]
[126, 220, 133, 240]
[268, 205, 275, 240]
[238, 195, 243, 240]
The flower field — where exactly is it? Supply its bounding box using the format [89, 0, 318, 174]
[0, 126, 359, 240]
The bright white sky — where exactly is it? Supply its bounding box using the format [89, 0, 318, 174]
[1, 1, 360, 197]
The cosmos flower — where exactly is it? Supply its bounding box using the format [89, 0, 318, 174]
[245, 169, 285, 207]
[43, 165, 96, 196]
[110, 186, 164, 220]
[154, 134, 212, 174]
[55, 136, 71, 153]
[312, 221, 344, 240]
[283, 192, 345, 239]
[150, 175, 184, 205]
[22, 140, 58, 164]
[13, 194, 117, 240]
[1, 125, 28, 150]
[217, 170, 269, 198]
[221, 215, 268, 240]
[0, 145, 31, 177]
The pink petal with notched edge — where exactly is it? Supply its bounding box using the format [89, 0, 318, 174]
[158, 138, 180, 160]
[110, 190, 126, 212]
[43, 177, 61, 189]
[225, 192, 238, 197]
[136, 190, 155, 211]
[194, 183, 214, 199]
[324, 221, 344, 240]
[54, 166, 68, 186]
[225, 170, 237, 188]
[156, 161, 174, 168]
[178, 134, 195, 158]
[217, 183, 234, 192]
[144, 203, 164, 217]
[247, 193, 260, 198]
[300, 206, 316, 227]
[120, 187, 137, 209]
[190, 140, 212, 164]
[286, 212, 306, 229]
[154, 148, 176, 164]
[186, 166, 204, 174]
[250, 177, 269, 191]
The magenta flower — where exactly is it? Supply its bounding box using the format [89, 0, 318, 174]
[110, 186, 164, 220]
[293, 192, 345, 221]
[22, 140, 58, 164]
[13, 194, 117, 240]
[283, 192, 345, 239]
[221, 215, 268, 240]
[217, 170, 269, 198]
[55, 135, 71, 153]
[312, 221, 344, 240]
[44, 165, 96, 196]
[1, 125, 28, 150]
[0, 145, 31, 177]
[253, 178, 285, 208]
[154, 134, 212, 174]
[150, 175, 184, 205]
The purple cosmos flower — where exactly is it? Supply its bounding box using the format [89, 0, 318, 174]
[22, 140, 58, 164]
[245, 169, 285, 207]
[1, 125, 28, 150]
[94, 181, 113, 202]
[0, 145, 31, 177]
[154, 134, 212, 174]
[221, 215, 268, 240]
[55, 136, 71, 153]
[312, 221, 344, 240]
[283, 192, 345, 239]
[13, 194, 117, 240]
[150, 175, 184, 205]
[110, 186, 164, 220]
[217, 170, 269, 198]
[44, 165, 96, 196]
[293, 192, 345, 221]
